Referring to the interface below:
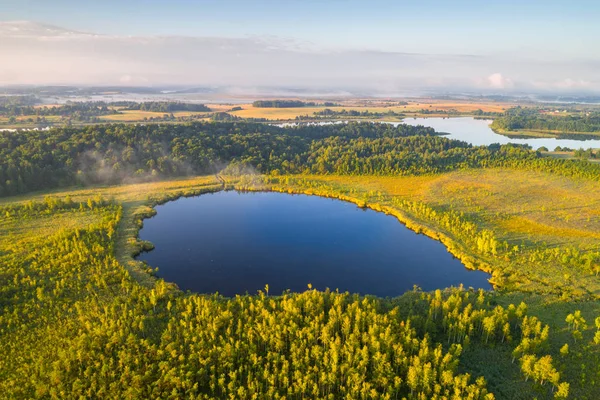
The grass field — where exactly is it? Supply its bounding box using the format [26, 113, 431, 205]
[100, 110, 212, 121]
[306, 169, 600, 245]
[0, 115, 62, 124]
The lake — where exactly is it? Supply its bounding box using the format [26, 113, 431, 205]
[137, 191, 491, 297]
[403, 117, 600, 150]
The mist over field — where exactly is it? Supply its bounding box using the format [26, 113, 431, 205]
[1, 20, 599, 95]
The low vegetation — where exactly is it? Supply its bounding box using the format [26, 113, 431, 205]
[492, 107, 600, 137]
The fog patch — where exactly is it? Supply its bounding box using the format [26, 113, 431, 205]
[75, 143, 215, 186]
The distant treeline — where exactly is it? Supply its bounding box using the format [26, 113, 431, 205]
[312, 109, 404, 118]
[252, 100, 340, 108]
[210, 112, 242, 121]
[415, 108, 503, 117]
[114, 101, 211, 113]
[2, 121, 599, 197]
[0, 102, 119, 122]
[0, 101, 211, 118]
[0, 95, 38, 108]
[492, 107, 600, 133]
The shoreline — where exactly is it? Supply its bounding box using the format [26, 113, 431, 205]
[124, 176, 499, 296]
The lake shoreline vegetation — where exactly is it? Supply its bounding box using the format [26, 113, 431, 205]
[1, 120, 599, 399]
[491, 107, 600, 139]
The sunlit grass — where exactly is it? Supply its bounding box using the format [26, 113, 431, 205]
[314, 169, 600, 248]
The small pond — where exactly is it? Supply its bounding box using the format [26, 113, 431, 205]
[137, 191, 491, 297]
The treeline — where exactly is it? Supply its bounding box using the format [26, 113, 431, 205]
[492, 107, 600, 133]
[0, 121, 435, 196]
[0, 95, 38, 108]
[473, 109, 504, 117]
[0, 101, 118, 118]
[252, 100, 339, 108]
[115, 101, 211, 113]
[210, 111, 242, 121]
[312, 108, 404, 118]
[3, 121, 600, 197]
[0, 101, 212, 118]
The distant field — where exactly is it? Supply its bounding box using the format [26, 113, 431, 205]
[0, 100, 515, 126]
[229, 100, 513, 120]
[100, 110, 165, 121]
[0, 115, 62, 123]
[100, 110, 211, 121]
[231, 106, 338, 119]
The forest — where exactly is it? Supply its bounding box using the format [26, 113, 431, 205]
[0, 121, 435, 196]
[3, 121, 600, 198]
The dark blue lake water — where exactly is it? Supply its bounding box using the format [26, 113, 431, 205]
[137, 191, 491, 297]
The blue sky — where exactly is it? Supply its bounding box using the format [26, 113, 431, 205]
[2, 0, 599, 57]
[1, 0, 599, 91]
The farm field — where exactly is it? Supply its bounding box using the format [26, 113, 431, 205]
[228, 100, 514, 120]
[100, 110, 214, 122]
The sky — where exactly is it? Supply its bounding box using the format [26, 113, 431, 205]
[1, 0, 600, 94]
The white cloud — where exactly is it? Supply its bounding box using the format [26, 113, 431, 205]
[487, 73, 514, 89]
[0, 21, 599, 95]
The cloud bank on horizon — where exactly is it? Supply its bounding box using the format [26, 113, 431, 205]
[1, 21, 599, 95]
